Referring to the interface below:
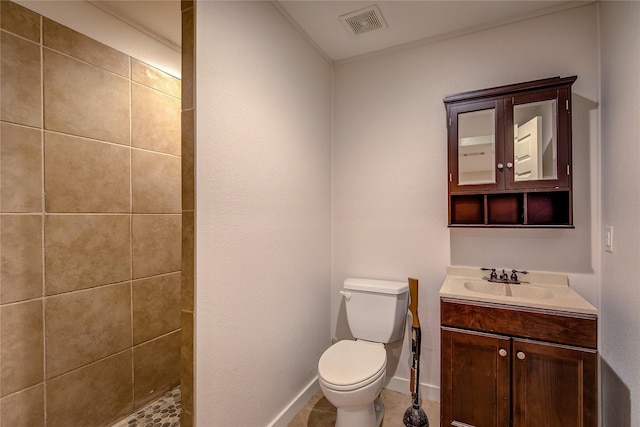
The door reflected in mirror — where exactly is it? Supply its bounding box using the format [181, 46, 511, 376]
[513, 100, 557, 181]
[458, 108, 495, 185]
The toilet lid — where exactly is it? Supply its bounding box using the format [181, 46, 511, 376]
[318, 340, 386, 388]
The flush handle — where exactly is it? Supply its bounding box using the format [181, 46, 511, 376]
[339, 290, 351, 300]
[498, 348, 507, 357]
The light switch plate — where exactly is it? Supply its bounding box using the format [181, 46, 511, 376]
[605, 226, 614, 253]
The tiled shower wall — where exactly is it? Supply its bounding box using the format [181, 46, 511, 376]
[180, 1, 195, 426]
[0, 2, 182, 426]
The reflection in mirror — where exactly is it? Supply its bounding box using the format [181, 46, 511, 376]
[513, 100, 557, 181]
[458, 109, 495, 185]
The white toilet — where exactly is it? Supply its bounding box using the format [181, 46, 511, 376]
[318, 277, 409, 427]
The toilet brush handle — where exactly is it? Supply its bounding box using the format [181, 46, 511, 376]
[408, 278, 421, 405]
[408, 278, 420, 328]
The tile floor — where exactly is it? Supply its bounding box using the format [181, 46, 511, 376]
[288, 388, 440, 427]
[112, 387, 181, 427]
[111, 386, 438, 427]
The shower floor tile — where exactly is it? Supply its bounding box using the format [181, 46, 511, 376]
[112, 387, 181, 427]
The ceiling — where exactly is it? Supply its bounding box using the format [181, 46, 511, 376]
[95, 0, 585, 62]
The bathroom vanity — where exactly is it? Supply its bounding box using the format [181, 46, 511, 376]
[439, 267, 597, 427]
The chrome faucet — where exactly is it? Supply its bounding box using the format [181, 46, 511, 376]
[481, 268, 528, 284]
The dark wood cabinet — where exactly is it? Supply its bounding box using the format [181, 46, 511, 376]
[441, 298, 597, 427]
[445, 76, 577, 227]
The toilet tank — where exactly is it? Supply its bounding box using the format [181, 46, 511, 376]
[342, 278, 409, 343]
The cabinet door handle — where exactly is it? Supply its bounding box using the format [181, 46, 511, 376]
[507, 162, 513, 169]
[517, 351, 526, 360]
[498, 348, 507, 357]
[497, 163, 504, 170]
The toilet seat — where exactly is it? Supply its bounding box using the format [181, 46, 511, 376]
[318, 340, 386, 392]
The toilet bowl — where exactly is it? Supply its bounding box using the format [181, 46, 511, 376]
[318, 340, 387, 427]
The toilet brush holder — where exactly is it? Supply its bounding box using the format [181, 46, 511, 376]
[403, 277, 429, 427]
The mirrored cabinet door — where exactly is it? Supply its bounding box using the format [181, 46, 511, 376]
[449, 99, 504, 192]
[505, 88, 571, 189]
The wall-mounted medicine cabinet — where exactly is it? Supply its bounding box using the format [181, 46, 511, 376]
[444, 76, 577, 227]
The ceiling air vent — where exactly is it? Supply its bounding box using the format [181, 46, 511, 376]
[340, 4, 388, 37]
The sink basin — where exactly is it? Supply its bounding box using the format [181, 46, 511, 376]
[464, 281, 553, 300]
[440, 267, 598, 315]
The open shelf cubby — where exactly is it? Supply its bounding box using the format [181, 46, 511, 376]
[526, 191, 571, 225]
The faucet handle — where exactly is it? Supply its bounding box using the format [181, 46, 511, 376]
[510, 269, 528, 281]
[481, 267, 497, 280]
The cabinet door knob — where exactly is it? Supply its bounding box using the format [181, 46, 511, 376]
[497, 163, 504, 170]
[507, 162, 513, 169]
[498, 348, 507, 357]
[517, 351, 526, 360]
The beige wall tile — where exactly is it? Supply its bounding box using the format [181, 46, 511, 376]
[181, 211, 194, 311]
[132, 59, 181, 98]
[180, 311, 194, 415]
[180, 410, 194, 427]
[1, 215, 43, 304]
[132, 214, 181, 279]
[133, 331, 181, 409]
[181, 5, 194, 110]
[46, 351, 133, 427]
[0, 1, 40, 42]
[1, 300, 43, 397]
[1, 32, 41, 128]
[132, 273, 181, 345]
[45, 283, 132, 378]
[0, 123, 42, 212]
[43, 18, 129, 77]
[44, 132, 130, 213]
[43, 49, 130, 145]
[132, 149, 181, 214]
[0, 384, 45, 427]
[45, 215, 131, 295]
[181, 0, 194, 12]
[181, 109, 194, 211]
[131, 83, 181, 156]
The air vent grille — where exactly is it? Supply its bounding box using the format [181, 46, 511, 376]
[340, 5, 388, 37]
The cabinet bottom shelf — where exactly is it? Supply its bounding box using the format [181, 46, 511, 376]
[450, 191, 571, 227]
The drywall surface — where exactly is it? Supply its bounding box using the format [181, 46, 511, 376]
[332, 4, 599, 397]
[195, 2, 332, 425]
[600, 2, 640, 426]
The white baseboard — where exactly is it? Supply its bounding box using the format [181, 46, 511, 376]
[267, 376, 320, 427]
[384, 376, 441, 403]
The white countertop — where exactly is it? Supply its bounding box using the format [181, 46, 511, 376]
[439, 266, 598, 315]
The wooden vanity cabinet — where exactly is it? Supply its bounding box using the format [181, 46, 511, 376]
[445, 76, 577, 227]
[441, 298, 597, 427]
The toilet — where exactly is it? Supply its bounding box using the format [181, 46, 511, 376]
[318, 277, 409, 427]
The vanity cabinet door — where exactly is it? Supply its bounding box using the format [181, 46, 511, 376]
[441, 327, 510, 427]
[512, 338, 597, 427]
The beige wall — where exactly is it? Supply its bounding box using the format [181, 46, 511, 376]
[0, 2, 182, 426]
[195, 2, 333, 425]
[332, 3, 599, 400]
[600, 2, 640, 425]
